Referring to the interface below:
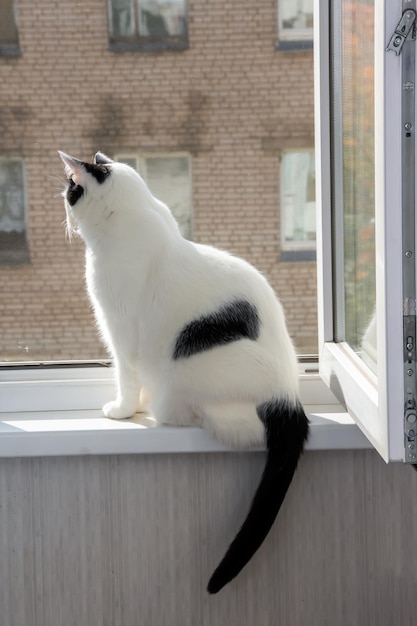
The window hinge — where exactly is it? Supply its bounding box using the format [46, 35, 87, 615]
[386, 9, 416, 55]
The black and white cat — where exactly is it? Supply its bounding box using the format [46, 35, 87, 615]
[59, 151, 309, 594]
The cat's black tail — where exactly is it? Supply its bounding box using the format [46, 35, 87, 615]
[207, 398, 309, 594]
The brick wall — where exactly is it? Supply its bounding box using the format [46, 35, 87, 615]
[0, 0, 317, 361]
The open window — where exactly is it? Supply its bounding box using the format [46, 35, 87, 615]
[315, 0, 415, 461]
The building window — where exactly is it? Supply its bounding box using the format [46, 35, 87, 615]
[116, 153, 192, 239]
[277, 0, 313, 50]
[0, 0, 20, 56]
[108, 0, 188, 52]
[280, 149, 315, 261]
[0, 159, 29, 264]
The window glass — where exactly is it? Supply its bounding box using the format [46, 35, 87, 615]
[278, 0, 313, 40]
[0, 159, 28, 265]
[331, 0, 376, 367]
[116, 154, 192, 238]
[139, 0, 186, 36]
[0, 160, 25, 233]
[0, 0, 19, 52]
[281, 150, 316, 256]
[109, 0, 135, 38]
[1, 0, 316, 362]
[109, 0, 187, 47]
[145, 156, 192, 238]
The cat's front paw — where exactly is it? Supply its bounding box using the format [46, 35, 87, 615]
[103, 400, 135, 420]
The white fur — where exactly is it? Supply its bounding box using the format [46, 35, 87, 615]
[61, 156, 300, 449]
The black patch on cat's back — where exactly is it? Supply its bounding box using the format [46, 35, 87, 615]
[172, 299, 260, 360]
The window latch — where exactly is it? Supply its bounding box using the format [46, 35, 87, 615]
[386, 9, 416, 55]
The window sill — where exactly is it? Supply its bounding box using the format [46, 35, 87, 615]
[0, 44, 21, 57]
[0, 408, 370, 458]
[275, 40, 313, 52]
[0, 368, 371, 457]
[108, 39, 189, 53]
[280, 249, 316, 262]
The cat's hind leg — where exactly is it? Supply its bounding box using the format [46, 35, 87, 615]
[151, 391, 200, 428]
[200, 401, 265, 450]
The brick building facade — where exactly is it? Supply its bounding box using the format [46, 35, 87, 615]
[0, 0, 316, 362]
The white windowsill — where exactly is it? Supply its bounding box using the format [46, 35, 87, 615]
[0, 368, 372, 457]
[0, 409, 370, 457]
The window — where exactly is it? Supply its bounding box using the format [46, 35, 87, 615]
[0, 0, 19, 56]
[108, 0, 188, 52]
[315, 0, 413, 461]
[330, 0, 376, 368]
[0, 159, 29, 264]
[277, 0, 313, 50]
[116, 153, 192, 239]
[280, 149, 316, 261]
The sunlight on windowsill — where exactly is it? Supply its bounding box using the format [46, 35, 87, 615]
[0, 409, 371, 458]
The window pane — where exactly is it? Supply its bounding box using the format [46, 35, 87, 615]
[0, 159, 29, 266]
[331, 0, 376, 367]
[1, 1, 316, 362]
[0, 0, 19, 46]
[278, 0, 313, 37]
[138, 0, 186, 36]
[0, 160, 25, 233]
[281, 150, 316, 251]
[109, 0, 135, 37]
[145, 156, 192, 239]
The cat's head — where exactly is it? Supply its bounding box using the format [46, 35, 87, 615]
[59, 151, 180, 245]
[59, 151, 116, 239]
[59, 151, 147, 240]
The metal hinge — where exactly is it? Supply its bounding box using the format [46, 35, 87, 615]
[386, 9, 416, 55]
[388, 5, 417, 463]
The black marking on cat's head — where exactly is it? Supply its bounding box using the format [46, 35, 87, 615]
[84, 161, 111, 184]
[59, 151, 111, 206]
[172, 299, 260, 360]
[67, 176, 84, 206]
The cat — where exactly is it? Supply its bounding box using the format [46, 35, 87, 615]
[59, 150, 309, 594]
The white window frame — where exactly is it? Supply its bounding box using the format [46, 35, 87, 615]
[314, 0, 406, 462]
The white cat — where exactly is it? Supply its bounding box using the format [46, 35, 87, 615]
[59, 151, 309, 593]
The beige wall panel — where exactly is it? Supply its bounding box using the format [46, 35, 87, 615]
[1, 450, 417, 625]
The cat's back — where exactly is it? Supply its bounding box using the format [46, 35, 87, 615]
[164, 241, 292, 355]
[189, 242, 282, 312]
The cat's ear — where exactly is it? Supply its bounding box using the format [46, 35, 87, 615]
[94, 152, 113, 165]
[58, 151, 85, 185]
